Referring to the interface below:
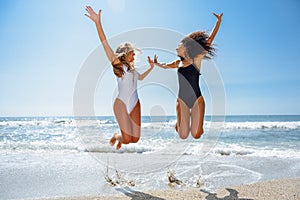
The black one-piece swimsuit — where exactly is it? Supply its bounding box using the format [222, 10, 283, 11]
[177, 64, 202, 108]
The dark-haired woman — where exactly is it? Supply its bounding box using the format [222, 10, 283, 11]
[154, 13, 223, 139]
[85, 6, 156, 149]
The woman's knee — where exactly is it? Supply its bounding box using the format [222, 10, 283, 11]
[191, 129, 204, 139]
[121, 132, 132, 144]
[122, 136, 131, 144]
[178, 129, 189, 139]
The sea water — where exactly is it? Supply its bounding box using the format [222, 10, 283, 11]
[0, 115, 300, 199]
[1, 115, 299, 156]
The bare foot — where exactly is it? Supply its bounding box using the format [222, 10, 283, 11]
[116, 141, 122, 150]
[109, 132, 118, 146]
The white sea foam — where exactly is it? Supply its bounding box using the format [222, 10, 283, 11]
[2, 118, 298, 131]
[212, 143, 300, 158]
[223, 121, 300, 130]
[1, 117, 299, 157]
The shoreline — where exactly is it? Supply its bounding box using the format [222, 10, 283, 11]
[2, 151, 300, 200]
[33, 177, 300, 200]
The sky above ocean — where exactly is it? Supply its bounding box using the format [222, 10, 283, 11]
[0, 0, 300, 116]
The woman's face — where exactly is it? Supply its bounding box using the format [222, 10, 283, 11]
[176, 43, 186, 58]
[126, 50, 135, 62]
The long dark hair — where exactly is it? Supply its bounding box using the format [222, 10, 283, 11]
[181, 31, 216, 60]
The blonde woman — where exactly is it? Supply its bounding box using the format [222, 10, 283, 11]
[85, 6, 155, 150]
[154, 13, 223, 139]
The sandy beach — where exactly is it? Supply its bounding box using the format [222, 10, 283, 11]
[35, 177, 300, 200]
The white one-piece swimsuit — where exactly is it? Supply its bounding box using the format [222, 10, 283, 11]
[116, 65, 140, 113]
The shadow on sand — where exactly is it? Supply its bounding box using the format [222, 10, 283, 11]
[116, 187, 165, 200]
[203, 188, 253, 200]
[116, 187, 254, 200]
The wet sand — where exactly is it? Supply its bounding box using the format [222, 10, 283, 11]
[36, 177, 300, 200]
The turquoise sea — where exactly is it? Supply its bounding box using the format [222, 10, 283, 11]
[1, 115, 299, 154]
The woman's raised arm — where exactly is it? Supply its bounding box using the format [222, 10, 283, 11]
[85, 6, 117, 63]
[207, 13, 223, 46]
[154, 55, 180, 69]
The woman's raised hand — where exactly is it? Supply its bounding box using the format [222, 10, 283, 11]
[147, 55, 157, 69]
[85, 6, 101, 24]
[213, 13, 223, 22]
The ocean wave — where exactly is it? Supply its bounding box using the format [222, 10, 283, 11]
[2, 138, 299, 158]
[83, 145, 153, 154]
[212, 143, 300, 158]
[223, 121, 300, 130]
[1, 117, 300, 131]
[0, 142, 158, 154]
[1, 117, 299, 156]
[214, 148, 254, 156]
[111, 121, 300, 131]
[0, 120, 52, 127]
[0, 141, 81, 153]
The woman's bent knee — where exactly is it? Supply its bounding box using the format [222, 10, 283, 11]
[121, 132, 132, 144]
[179, 130, 189, 139]
[122, 135, 131, 144]
[192, 129, 204, 139]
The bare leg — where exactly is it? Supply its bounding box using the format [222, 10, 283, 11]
[113, 99, 133, 149]
[176, 98, 191, 139]
[175, 100, 180, 133]
[191, 96, 205, 139]
[129, 100, 141, 143]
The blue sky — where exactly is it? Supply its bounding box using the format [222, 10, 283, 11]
[0, 0, 300, 116]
